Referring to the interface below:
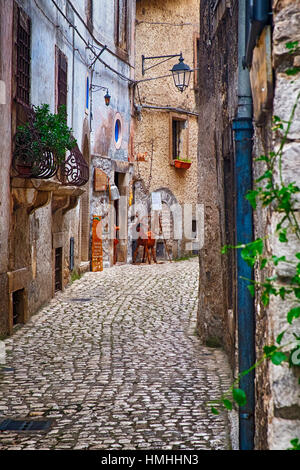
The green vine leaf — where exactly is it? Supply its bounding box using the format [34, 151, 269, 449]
[245, 190, 259, 209]
[287, 438, 300, 451]
[256, 170, 273, 183]
[286, 41, 299, 52]
[287, 307, 300, 324]
[260, 258, 268, 270]
[264, 345, 277, 355]
[285, 67, 300, 76]
[232, 388, 247, 407]
[270, 351, 288, 366]
[272, 255, 286, 266]
[211, 407, 219, 415]
[276, 331, 286, 345]
[222, 399, 233, 411]
[247, 284, 255, 297]
[279, 229, 288, 243]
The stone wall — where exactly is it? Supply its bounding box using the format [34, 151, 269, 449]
[0, 0, 136, 335]
[134, 0, 200, 259]
[0, 0, 13, 336]
[197, 0, 238, 362]
[252, 0, 300, 450]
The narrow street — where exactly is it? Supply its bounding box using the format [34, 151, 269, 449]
[0, 259, 232, 450]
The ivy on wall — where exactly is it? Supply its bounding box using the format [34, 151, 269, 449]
[208, 42, 300, 451]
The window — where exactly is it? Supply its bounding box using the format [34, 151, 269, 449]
[86, 75, 90, 111]
[16, 6, 31, 106]
[86, 0, 93, 31]
[114, 113, 123, 149]
[193, 32, 200, 88]
[115, 0, 128, 51]
[56, 47, 68, 112]
[169, 114, 189, 163]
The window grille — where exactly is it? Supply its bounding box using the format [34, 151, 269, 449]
[16, 7, 31, 106]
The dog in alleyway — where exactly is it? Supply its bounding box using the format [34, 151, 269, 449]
[132, 221, 157, 264]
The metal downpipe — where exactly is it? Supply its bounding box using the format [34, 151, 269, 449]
[232, 0, 255, 450]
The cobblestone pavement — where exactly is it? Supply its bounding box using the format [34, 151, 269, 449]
[0, 258, 233, 450]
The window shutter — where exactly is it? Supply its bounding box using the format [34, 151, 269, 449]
[115, 0, 128, 51]
[16, 6, 31, 106]
[57, 49, 68, 111]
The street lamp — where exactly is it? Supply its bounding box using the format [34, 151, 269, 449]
[170, 54, 191, 93]
[141, 52, 192, 93]
[104, 89, 111, 107]
[91, 84, 111, 106]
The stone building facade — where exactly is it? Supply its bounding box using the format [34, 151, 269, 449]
[252, 0, 300, 451]
[197, 0, 300, 450]
[132, 0, 200, 261]
[0, 0, 136, 336]
[197, 0, 238, 361]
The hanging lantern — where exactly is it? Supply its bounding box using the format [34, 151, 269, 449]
[170, 54, 192, 93]
[104, 89, 111, 106]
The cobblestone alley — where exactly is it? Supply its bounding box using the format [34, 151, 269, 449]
[0, 259, 233, 450]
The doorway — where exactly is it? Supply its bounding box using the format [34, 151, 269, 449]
[12, 289, 25, 326]
[55, 247, 63, 292]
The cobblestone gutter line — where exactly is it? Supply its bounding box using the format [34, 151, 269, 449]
[0, 259, 233, 450]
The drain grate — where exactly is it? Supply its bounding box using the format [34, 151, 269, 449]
[0, 419, 52, 432]
[0, 367, 14, 373]
[70, 298, 92, 302]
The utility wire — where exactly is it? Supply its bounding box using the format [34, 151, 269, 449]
[67, 0, 134, 68]
[50, 0, 134, 84]
[33, 0, 90, 68]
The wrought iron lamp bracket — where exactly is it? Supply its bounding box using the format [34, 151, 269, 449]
[142, 53, 183, 75]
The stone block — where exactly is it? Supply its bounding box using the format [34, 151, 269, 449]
[273, 142, 300, 208]
[270, 213, 300, 278]
[269, 418, 300, 450]
[271, 362, 300, 409]
[273, 75, 300, 140]
[273, 3, 300, 60]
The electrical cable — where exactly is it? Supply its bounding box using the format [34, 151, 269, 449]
[50, 0, 135, 84]
[66, 0, 134, 68]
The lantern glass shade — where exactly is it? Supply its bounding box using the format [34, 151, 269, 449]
[171, 56, 191, 92]
[104, 90, 111, 106]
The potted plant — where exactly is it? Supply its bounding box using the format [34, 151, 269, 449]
[174, 157, 192, 169]
[13, 104, 77, 178]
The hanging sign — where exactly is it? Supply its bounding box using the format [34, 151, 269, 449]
[92, 215, 103, 272]
[94, 168, 108, 192]
[151, 192, 162, 211]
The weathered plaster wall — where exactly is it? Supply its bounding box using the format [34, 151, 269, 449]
[0, 0, 13, 335]
[134, 111, 199, 206]
[134, 0, 200, 258]
[89, 0, 135, 267]
[197, 0, 238, 359]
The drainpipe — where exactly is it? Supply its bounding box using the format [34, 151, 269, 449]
[232, 0, 255, 450]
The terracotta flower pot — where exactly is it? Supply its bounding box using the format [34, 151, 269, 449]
[174, 159, 192, 169]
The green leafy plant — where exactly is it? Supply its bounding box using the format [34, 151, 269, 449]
[14, 104, 76, 165]
[174, 157, 191, 163]
[208, 42, 300, 449]
[288, 438, 300, 451]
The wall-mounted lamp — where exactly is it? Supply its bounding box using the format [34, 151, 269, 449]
[104, 90, 111, 106]
[91, 84, 111, 106]
[170, 54, 192, 93]
[141, 52, 191, 93]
